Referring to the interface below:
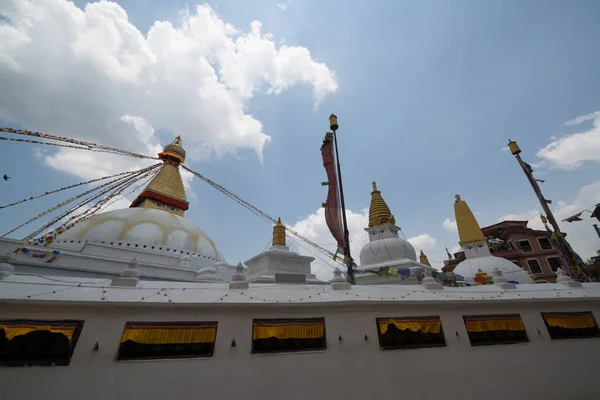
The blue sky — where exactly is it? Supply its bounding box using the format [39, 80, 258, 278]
[1, 0, 599, 279]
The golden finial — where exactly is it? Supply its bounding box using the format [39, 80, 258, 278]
[158, 136, 186, 164]
[329, 114, 339, 131]
[419, 250, 431, 267]
[368, 181, 396, 228]
[454, 195, 486, 246]
[272, 217, 286, 246]
[131, 136, 189, 216]
[508, 139, 521, 155]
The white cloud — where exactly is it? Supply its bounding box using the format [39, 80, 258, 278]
[564, 111, 600, 126]
[442, 218, 458, 232]
[0, 0, 337, 179]
[537, 111, 600, 169]
[406, 233, 436, 254]
[288, 208, 369, 281]
[277, 1, 291, 10]
[499, 179, 600, 262]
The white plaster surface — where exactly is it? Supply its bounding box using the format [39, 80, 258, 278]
[1, 282, 600, 400]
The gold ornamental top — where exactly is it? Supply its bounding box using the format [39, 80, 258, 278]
[419, 250, 431, 266]
[158, 136, 186, 164]
[454, 194, 486, 246]
[272, 217, 286, 246]
[368, 182, 396, 228]
[130, 136, 189, 216]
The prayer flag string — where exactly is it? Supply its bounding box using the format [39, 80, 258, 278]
[0, 126, 158, 160]
[23, 164, 161, 245]
[0, 169, 152, 209]
[182, 165, 344, 269]
[1, 163, 161, 239]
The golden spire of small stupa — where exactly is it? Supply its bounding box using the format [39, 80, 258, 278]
[272, 217, 286, 246]
[454, 194, 486, 246]
[368, 182, 396, 228]
[130, 136, 189, 216]
[419, 250, 431, 266]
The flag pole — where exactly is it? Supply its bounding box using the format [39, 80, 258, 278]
[508, 139, 586, 280]
[330, 114, 354, 283]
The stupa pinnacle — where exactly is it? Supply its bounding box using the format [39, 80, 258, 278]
[130, 136, 189, 216]
[451, 194, 533, 284]
[454, 194, 486, 246]
[368, 182, 396, 227]
[272, 217, 286, 247]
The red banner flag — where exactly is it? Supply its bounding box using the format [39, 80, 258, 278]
[321, 133, 344, 255]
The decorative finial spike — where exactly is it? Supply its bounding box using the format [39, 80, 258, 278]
[272, 217, 286, 246]
[367, 181, 395, 228]
[455, 194, 461, 202]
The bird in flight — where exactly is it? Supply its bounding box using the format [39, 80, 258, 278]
[3, 174, 10, 181]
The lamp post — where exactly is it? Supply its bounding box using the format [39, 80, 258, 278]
[329, 114, 354, 283]
[508, 139, 586, 280]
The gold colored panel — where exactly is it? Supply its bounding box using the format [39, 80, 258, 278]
[454, 195, 486, 245]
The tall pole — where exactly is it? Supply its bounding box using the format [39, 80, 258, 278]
[508, 139, 586, 279]
[329, 114, 354, 283]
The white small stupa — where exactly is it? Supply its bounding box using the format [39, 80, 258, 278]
[452, 194, 533, 284]
[244, 218, 321, 284]
[355, 182, 434, 284]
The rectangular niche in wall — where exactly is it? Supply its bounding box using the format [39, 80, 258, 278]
[542, 312, 600, 340]
[376, 316, 446, 350]
[116, 321, 218, 361]
[463, 314, 529, 346]
[0, 320, 84, 367]
[251, 318, 326, 354]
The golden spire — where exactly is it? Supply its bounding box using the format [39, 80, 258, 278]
[454, 194, 486, 246]
[368, 182, 396, 228]
[130, 137, 189, 216]
[272, 217, 286, 246]
[159, 136, 186, 164]
[419, 250, 431, 266]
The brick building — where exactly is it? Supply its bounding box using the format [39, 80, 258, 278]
[443, 220, 564, 283]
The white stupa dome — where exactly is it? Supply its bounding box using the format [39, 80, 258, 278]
[359, 236, 417, 266]
[58, 208, 224, 262]
[454, 256, 534, 284]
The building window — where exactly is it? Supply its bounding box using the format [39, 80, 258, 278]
[376, 317, 446, 350]
[517, 240, 533, 253]
[510, 260, 521, 268]
[537, 237, 553, 251]
[527, 259, 542, 274]
[542, 312, 600, 340]
[116, 321, 217, 361]
[0, 320, 84, 367]
[463, 315, 529, 346]
[251, 318, 326, 354]
[547, 257, 562, 272]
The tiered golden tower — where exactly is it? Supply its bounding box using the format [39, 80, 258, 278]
[130, 136, 189, 216]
